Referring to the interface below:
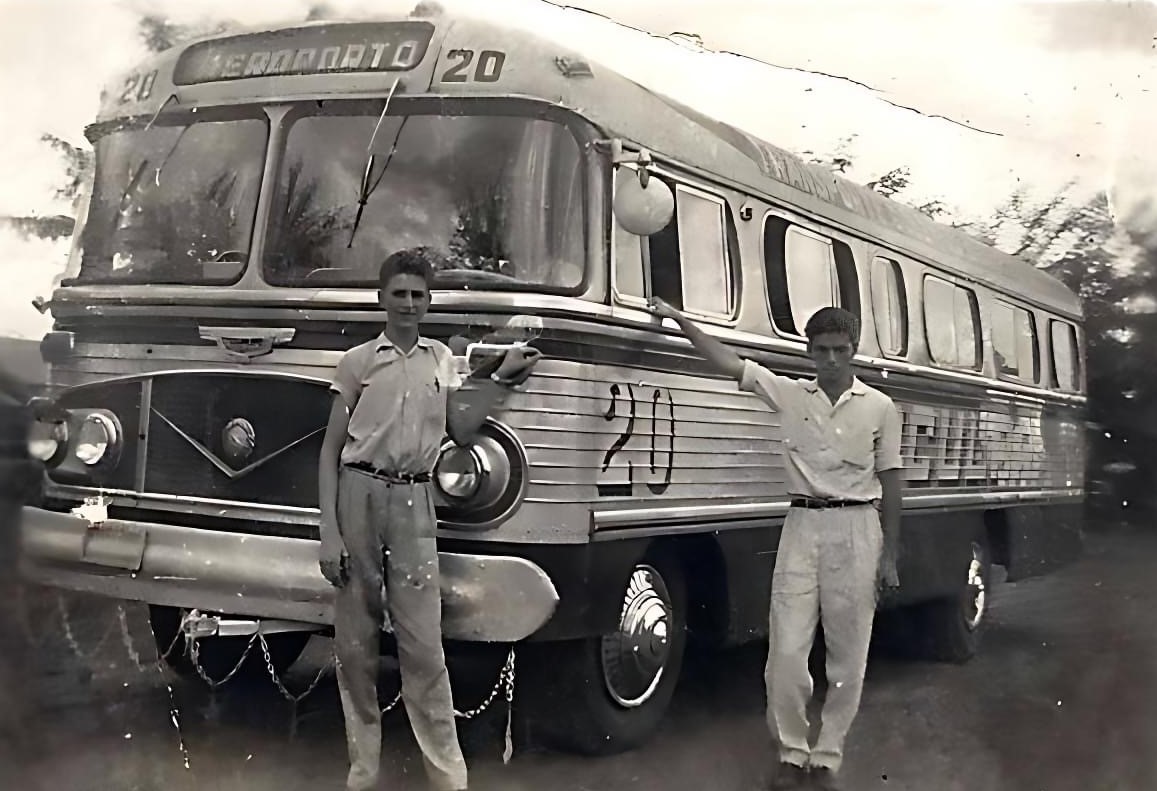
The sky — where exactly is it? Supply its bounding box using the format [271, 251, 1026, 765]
[0, 0, 1154, 338]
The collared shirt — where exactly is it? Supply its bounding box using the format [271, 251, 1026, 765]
[331, 333, 461, 474]
[739, 359, 902, 501]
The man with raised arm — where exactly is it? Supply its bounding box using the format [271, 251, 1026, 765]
[646, 297, 902, 791]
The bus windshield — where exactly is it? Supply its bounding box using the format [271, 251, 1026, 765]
[77, 117, 268, 285]
[263, 110, 586, 291]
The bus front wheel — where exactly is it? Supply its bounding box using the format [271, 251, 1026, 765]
[517, 548, 687, 755]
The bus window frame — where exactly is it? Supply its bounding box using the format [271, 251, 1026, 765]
[869, 254, 909, 359]
[610, 164, 740, 327]
[259, 96, 595, 295]
[761, 211, 850, 344]
[991, 297, 1041, 385]
[1048, 318, 1083, 393]
[68, 104, 272, 289]
[922, 272, 982, 372]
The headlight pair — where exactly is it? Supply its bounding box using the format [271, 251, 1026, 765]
[27, 406, 124, 477]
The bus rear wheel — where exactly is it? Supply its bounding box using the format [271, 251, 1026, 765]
[517, 548, 687, 755]
[914, 540, 991, 662]
[148, 605, 311, 682]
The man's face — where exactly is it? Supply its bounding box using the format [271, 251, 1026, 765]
[807, 331, 856, 380]
[379, 272, 430, 328]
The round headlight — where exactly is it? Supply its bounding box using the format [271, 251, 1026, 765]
[432, 423, 526, 530]
[27, 420, 67, 463]
[74, 413, 119, 466]
[434, 445, 486, 500]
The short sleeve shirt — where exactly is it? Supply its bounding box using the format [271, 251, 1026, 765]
[331, 334, 461, 474]
[739, 359, 902, 500]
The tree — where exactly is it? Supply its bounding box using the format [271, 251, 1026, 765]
[865, 166, 911, 199]
[138, 14, 230, 53]
[40, 134, 93, 206]
[805, 134, 856, 175]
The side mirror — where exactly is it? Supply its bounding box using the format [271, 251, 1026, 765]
[613, 165, 674, 237]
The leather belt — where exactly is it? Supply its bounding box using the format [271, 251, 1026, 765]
[790, 497, 873, 509]
[345, 463, 431, 484]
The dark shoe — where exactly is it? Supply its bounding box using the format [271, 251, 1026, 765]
[769, 761, 810, 790]
[810, 766, 841, 790]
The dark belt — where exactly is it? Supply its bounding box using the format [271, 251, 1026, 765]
[790, 497, 873, 510]
[345, 462, 431, 484]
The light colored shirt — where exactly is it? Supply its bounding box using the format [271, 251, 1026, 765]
[739, 359, 902, 501]
[331, 334, 461, 474]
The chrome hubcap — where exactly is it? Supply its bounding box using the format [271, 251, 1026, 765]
[964, 542, 987, 631]
[600, 565, 673, 708]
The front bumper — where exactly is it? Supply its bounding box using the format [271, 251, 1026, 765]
[18, 506, 559, 642]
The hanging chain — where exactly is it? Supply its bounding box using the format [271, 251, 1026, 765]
[116, 603, 145, 671]
[454, 647, 516, 720]
[188, 630, 258, 690]
[260, 632, 332, 704]
[57, 592, 117, 662]
[380, 688, 403, 715]
[58, 597, 515, 729]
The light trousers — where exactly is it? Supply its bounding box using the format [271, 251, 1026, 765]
[766, 505, 882, 772]
[334, 467, 468, 791]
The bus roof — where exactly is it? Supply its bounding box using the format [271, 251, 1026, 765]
[96, 11, 1081, 318]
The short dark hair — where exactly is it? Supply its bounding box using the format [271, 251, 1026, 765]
[804, 307, 860, 348]
[378, 247, 439, 290]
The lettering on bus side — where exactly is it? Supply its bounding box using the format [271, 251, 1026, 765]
[597, 382, 677, 497]
[897, 401, 1062, 487]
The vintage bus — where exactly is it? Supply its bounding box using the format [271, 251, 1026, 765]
[20, 7, 1085, 754]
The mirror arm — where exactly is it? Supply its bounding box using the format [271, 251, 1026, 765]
[596, 138, 655, 187]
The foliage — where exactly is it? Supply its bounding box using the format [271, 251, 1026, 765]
[40, 135, 93, 205]
[138, 14, 230, 53]
[262, 163, 350, 283]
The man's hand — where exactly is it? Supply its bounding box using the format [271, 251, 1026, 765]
[877, 545, 900, 594]
[319, 522, 348, 588]
[493, 345, 543, 386]
[646, 296, 683, 323]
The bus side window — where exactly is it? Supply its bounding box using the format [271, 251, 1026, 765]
[646, 193, 683, 309]
[764, 217, 855, 338]
[677, 188, 732, 316]
[870, 256, 908, 356]
[613, 212, 646, 300]
[642, 182, 734, 317]
[1049, 319, 1081, 391]
[993, 300, 1040, 382]
[924, 275, 981, 370]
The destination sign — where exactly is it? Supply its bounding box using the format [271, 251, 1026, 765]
[173, 22, 436, 85]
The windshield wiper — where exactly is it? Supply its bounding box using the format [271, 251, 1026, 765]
[436, 268, 521, 284]
[347, 78, 406, 249]
[111, 122, 191, 232]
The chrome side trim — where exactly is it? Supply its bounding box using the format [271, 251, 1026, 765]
[591, 488, 1084, 532]
[45, 483, 320, 520]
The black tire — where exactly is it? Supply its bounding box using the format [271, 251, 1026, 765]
[516, 547, 687, 755]
[148, 605, 311, 682]
[913, 540, 992, 663]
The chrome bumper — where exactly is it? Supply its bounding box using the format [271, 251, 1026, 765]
[18, 507, 559, 642]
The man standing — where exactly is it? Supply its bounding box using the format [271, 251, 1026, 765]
[646, 298, 902, 791]
[317, 248, 540, 791]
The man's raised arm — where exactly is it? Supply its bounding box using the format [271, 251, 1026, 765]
[646, 297, 744, 381]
